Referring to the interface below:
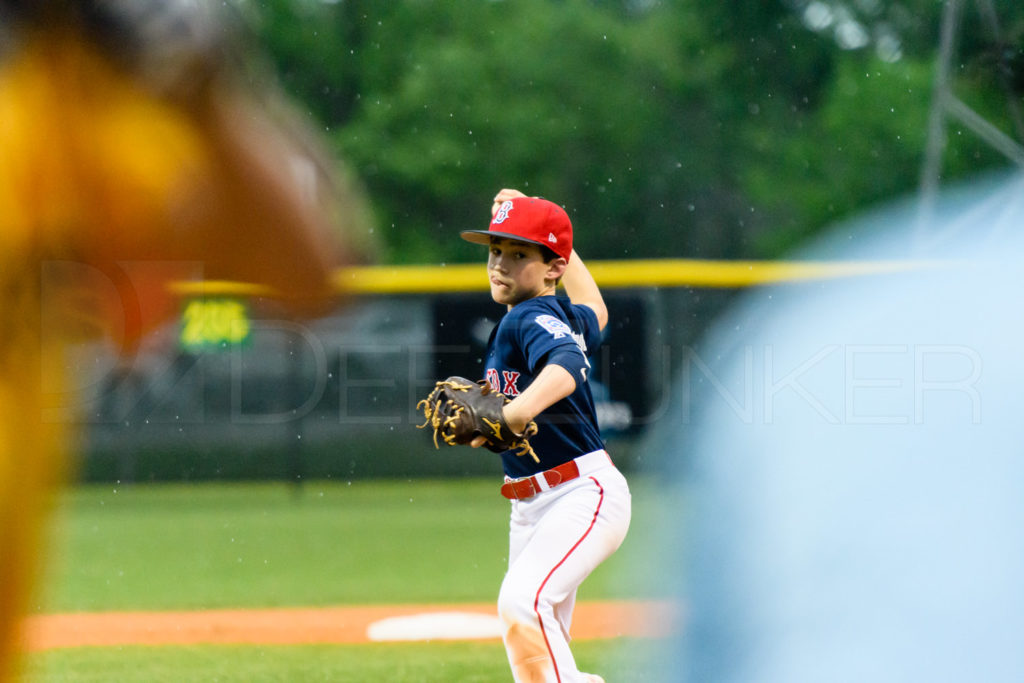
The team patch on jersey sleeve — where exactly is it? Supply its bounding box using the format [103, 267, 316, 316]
[534, 314, 572, 339]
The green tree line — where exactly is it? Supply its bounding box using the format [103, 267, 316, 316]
[241, 0, 1024, 264]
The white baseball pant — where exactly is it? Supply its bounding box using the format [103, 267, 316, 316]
[497, 450, 632, 683]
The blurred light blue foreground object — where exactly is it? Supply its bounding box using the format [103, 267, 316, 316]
[673, 171, 1024, 683]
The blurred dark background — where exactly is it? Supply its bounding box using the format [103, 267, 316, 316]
[55, 0, 1024, 482]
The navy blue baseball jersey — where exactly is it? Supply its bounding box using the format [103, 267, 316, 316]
[484, 295, 605, 479]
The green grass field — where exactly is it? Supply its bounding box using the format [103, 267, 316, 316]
[22, 476, 679, 682]
[24, 640, 675, 682]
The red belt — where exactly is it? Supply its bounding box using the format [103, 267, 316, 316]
[500, 460, 581, 500]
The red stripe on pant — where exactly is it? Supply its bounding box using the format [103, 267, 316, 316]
[531, 476, 605, 683]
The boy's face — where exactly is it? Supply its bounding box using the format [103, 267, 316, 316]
[487, 238, 561, 307]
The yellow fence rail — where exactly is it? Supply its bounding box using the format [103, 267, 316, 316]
[330, 258, 936, 294]
[168, 259, 938, 297]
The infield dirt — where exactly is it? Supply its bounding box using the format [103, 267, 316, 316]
[23, 600, 677, 651]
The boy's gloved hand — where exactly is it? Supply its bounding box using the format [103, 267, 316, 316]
[416, 376, 539, 462]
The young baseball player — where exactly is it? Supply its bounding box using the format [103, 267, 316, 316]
[460, 189, 632, 683]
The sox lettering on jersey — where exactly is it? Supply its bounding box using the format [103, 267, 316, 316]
[486, 368, 521, 396]
[502, 370, 521, 396]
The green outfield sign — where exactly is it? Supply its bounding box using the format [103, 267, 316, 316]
[180, 297, 251, 350]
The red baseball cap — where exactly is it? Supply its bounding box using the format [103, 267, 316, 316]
[460, 196, 572, 261]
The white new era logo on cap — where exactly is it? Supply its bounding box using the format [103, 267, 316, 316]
[548, 233, 558, 243]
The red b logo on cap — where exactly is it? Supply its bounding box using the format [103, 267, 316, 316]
[493, 201, 513, 224]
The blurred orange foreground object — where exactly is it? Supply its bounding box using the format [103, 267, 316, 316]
[0, 15, 356, 681]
